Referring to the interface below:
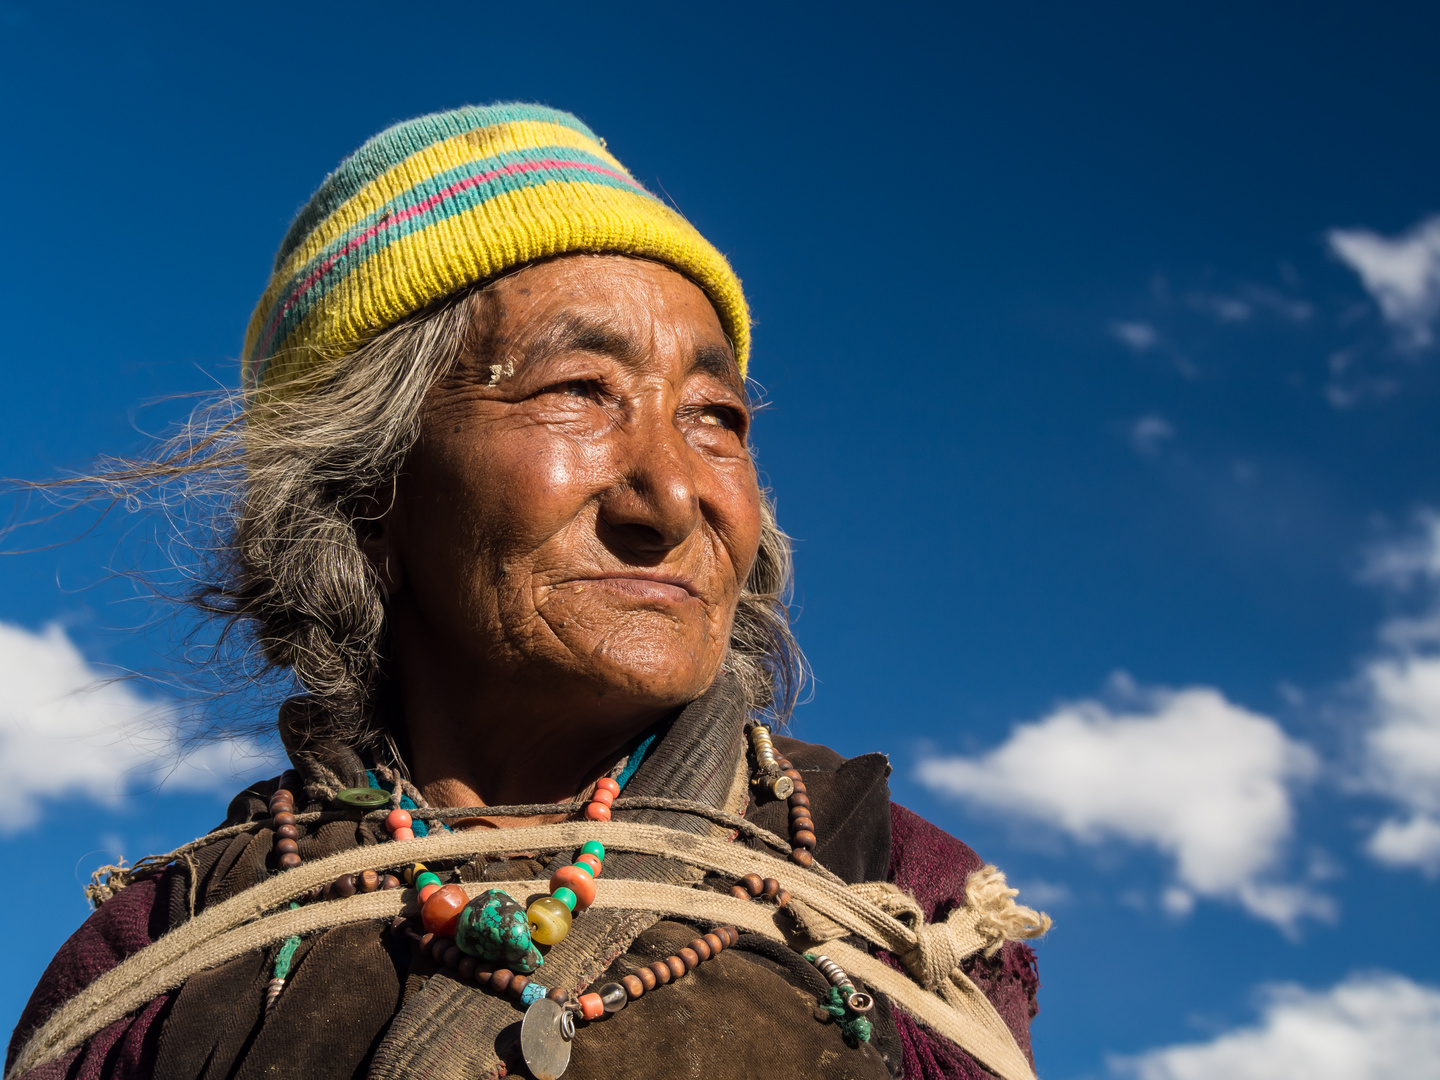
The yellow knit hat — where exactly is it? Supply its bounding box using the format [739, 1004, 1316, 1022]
[243, 104, 749, 393]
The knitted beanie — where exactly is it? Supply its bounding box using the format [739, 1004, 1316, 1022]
[242, 104, 749, 393]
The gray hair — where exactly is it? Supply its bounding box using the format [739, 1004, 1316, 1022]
[180, 279, 804, 753]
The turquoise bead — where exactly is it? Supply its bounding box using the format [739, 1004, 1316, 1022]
[415, 871, 442, 890]
[580, 841, 605, 861]
[570, 861, 594, 877]
[553, 887, 578, 911]
[454, 888, 544, 973]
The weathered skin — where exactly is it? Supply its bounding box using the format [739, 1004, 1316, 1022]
[360, 254, 763, 824]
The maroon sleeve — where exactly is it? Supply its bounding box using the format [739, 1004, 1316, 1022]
[7, 875, 174, 1080]
[885, 803, 1041, 1080]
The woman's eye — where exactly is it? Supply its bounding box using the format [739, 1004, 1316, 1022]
[696, 406, 743, 432]
[542, 379, 598, 399]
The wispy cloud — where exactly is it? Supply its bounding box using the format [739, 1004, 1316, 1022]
[0, 620, 274, 832]
[1328, 215, 1440, 350]
[915, 676, 1329, 931]
[1353, 514, 1440, 875]
[1111, 321, 1160, 352]
[1129, 414, 1176, 457]
[1112, 972, 1440, 1080]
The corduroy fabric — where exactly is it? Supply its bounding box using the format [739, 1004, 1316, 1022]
[243, 104, 750, 395]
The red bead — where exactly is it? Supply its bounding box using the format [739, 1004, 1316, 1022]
[421, 883, 467, 936]
[578, 993, 604, 1020]
[550, 865, 598, 910]
[584, 803, 611, 822]
[575, 853, 602, 877]
[386, 808, 413, 832]
[595, 777, 620, 796]
[392, 826, 415, 842]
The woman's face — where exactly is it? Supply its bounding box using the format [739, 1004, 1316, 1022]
[374, 255, 762, 724]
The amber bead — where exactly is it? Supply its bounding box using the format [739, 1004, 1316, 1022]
[358, 869, 379, 893]
[443, 945, 461, 968]
[381, 874, 401, 890]
[689, 938, 712, 961]
[273, 811, 297, 827]
[790, 847, 814, 868]
[278, 852, 302, 871]
[665, 956, 686, 979]
[491, 969, 513, 993]
[421, 883, 468, 937]
[649, 960, 672, 985]
[638, 966, 657, 991]
[527, 895, 574, 945]
[679, 948, 699, 970]
[761, 878, 780, 899]
[458, 956, 477, 980]
[730, 885, 750, 901]
[275, 838, 299, 856]
[740, 873, 764, 896]
[276, 824, 300, 841]
[549, 865, 598, 910]
[621, 974, 645, 999]
[703, 932, 724, 954]
[578, 992, 604, 1020]
[792, 830, 817, 849]
[788, 792, 810, 810]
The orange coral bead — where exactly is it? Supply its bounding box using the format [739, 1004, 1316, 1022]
[594, 777, 620, 796]
[421, 883, 468, 937]
[386, 808, 413, 832]
[578, 992, 604, 1020]
[590, 788, 614, 807]
[575, 853, 602, 877]
[418, 883, 440, 903]
[550, 865, 598, 910]
[584, 803, 611, 822]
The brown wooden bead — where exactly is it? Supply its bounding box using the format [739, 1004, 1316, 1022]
[271, 788, 294, 804]
[474, 963, 495, 986]
[788, 804, 812, 822]
[665, 955, 687, 979]
[788, 792, 810, 810]
[740, 873, 764, 896]
[790, 818, 815, 837]
[792, 829, 817, 849]
[443, 946, 461, 968]
[275, 824, 300, 841]
[730, 885, 750, 901]
[458, 956, 477, 980]
[277, 852, 302, 871]
[358, 869, 379, 892]
[621, 974, 645, 999]
[381, 874, 402, 890]
[272, 811, 297, 827]
[333, 874, 357, 897]
[790, 847, 814, 868]
[689, 938, 712, 961]
[679, 948, 699, 970]
[430, 936, 450, 961]
[716, 926, 736, 947]
[490, 969, 514, 993]
[783, 768, 803, 782]
[419, 932, 435, 951]
[775, 756, 793, 770]
[547, 987, 570, 1004]
[269, 803, 294, 819]
[638, 966, 658, 991]
[776, 889, 791, 908]
[509, 975, 529, 998]
[274, 838, 299, 856]
[649, 960, 672, 985]
[761, 878, 780, 899]
[703, 932, 724, 954]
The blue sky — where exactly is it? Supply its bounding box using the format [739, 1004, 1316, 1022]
[2, 2, 1438, 1076]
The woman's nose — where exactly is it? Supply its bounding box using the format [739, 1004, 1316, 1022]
[597, 416, 701, 559]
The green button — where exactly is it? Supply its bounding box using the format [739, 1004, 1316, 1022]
[335, 786, 390, 809]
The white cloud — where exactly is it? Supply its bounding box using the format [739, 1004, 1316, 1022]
[1111, 321, 1159, 351]
[916, 681, 1328, 930]
[1355, 514, 1440, 875]
[1328, 214, 1440, 349]
[1113, 972, 1440, 1080]
[0, 621, 273, 832]
[1130, 414, 1176, 457]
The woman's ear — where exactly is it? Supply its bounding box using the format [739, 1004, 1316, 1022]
[352, 492, 405, 596]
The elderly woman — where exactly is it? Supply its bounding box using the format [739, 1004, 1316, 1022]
[7, 105, 1047, 1080]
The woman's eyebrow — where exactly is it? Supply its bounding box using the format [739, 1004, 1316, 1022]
[689, 344, 743, 391]
[522, 312, 641, 367]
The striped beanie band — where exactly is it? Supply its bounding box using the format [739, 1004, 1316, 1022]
[243, 103, 750, 393]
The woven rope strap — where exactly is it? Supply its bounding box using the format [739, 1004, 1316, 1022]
[9, 823, 1043, 1080]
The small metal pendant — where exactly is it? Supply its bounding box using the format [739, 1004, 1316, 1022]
[520, 998, 575, 1080]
